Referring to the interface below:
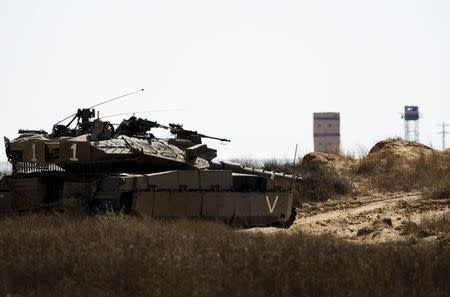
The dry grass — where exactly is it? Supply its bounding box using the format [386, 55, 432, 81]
[355, 151, 450, 192]
[229, 158, 262, 168]
[423, 175, 450, 199]
[297, 162, 353, 201]
[403, 212, 450, 237]
[229, 158, 294, 172]
[262, 158, 293, 172]
[1, 213, 449, 297]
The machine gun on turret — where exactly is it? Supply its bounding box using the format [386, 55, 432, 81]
[168, 123, 231, 144]
[116, 116, 169, 137]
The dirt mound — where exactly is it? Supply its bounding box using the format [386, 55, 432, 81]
[357, 139, 437, 174]
[302, 152, 354, 173]
[368, 139, 434, 160]
[355, 139, 450, 192]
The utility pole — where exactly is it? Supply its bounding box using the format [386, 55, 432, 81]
[438, 123, 449, 150]
[293, 144, 298, 166]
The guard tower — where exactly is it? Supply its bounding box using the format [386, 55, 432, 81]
[313, 112, 340, 154]
[401, 106, 419, 142]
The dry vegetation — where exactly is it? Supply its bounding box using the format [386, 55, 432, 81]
[0, 213, 449, 297]
[354, 139, 450, 193]
[403, 212, 450, 237]
[244, 139, 450, 198]
[296, 163, 353, 202]
[1, 139, 449, 296]
[423, 177, 450, 199]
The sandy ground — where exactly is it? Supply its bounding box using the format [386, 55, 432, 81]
[244, 140, 450, 243]
[247, 192, 449, 243]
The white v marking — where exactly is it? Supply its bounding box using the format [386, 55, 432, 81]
[265, 195, 279, 214]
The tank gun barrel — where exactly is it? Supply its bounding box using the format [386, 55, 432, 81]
[211, 161, 303, 182]
[136, 119, 169, 130]
[196, 133, 231, 142]
[18, 129, 48, 135]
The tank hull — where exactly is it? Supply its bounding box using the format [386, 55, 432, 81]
[0, 170, 299, 227]
[131, 191, 295, 227]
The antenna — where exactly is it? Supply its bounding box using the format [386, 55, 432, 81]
[437, 122, 449, 150]
[88, 89, 144, 110]
[54, 88, 144, 126]
[100, 108, 183, 120]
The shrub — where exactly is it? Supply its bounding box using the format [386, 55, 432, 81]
[298, 162, 353, 201]
[262, 158, 285, 171]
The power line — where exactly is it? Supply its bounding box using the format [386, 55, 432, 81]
[437, 122, 450, 150]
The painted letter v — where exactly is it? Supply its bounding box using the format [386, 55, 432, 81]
[265, 195, 279, 214]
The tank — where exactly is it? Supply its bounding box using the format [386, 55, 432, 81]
[0, 107, 302, 227]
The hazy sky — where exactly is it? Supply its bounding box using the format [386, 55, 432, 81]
[1, 0, 449, 161]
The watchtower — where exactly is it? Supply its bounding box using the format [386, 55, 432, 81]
[313, 112, 340, 154]
[401, 106, 420, 142]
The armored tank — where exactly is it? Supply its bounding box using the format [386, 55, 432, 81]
[0, 106, 302, 227]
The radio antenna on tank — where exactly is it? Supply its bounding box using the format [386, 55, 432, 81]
[54, 88, 145, 126]
[88, 89, 144, 110]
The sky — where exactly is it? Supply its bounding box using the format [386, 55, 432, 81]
[1, 0, 449, 162]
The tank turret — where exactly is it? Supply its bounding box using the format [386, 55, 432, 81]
[1, 98, 302, 227]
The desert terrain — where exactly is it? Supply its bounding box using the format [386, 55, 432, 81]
[0, 139, 449, 297]
[248, 139, 450, 245]
[251, 191, 449, 243]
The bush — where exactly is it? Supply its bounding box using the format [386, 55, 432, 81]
[262, 158, 286, 171]
[299, 162, 353, 201]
